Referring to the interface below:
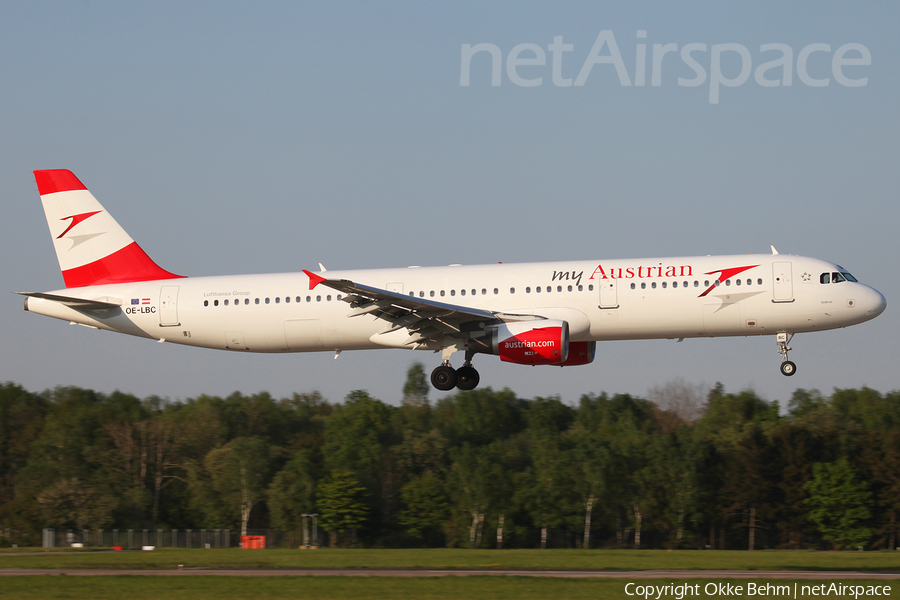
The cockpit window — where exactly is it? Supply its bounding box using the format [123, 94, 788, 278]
[822, 271, 857, 284]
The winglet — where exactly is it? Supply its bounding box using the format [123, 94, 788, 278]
[303, 269, 327, 290]
[771, 246, 779, 255]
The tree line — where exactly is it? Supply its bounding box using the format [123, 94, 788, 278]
[1, 366, 898, 550]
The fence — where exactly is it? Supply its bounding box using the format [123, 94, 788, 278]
[40, 528, 317, 549]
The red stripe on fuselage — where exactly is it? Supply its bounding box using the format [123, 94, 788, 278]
[61, 242, 185, 288]
[34, 170, 88, 195]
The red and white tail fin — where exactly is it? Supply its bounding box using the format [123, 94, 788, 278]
[33, 169, 184, 288]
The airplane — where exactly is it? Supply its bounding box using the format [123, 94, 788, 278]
[20, 169, 887, 391]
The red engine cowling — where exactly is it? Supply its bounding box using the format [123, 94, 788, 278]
[487, 320, 570, 366]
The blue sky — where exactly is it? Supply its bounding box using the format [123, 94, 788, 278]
[2, 2, 898, 407]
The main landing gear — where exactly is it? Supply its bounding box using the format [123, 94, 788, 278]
[431, 360, 480, 391]
[777, 332, 796, 376]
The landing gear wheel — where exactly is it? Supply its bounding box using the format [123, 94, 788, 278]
[780, 361, 797, 377]
[455, 366, 480, 391]
[431, 365, 457, 391]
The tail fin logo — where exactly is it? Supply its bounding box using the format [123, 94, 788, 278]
[57, 211, 102, 239]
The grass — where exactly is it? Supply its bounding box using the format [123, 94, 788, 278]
[0, 548, 898, 571]
[0, 577, 894, 600]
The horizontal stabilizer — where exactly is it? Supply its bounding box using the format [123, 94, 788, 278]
[18, 292, 121, 310]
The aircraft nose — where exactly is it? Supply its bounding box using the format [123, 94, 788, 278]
[865, 286, 887, 318]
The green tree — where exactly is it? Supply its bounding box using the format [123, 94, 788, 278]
[772, 422, 819, 548]
[399, 472, 449, 546]
[35, 477, 117, 529]
[322, 390, 399, 538]
[268, 450, 318, 530]
[317, 469, 369, 546]
[804, 458, 873, 549]
[192, 436, 274, 534]
[448, 442, 493, 548]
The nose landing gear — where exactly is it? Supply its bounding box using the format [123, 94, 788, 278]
[777, 332, 796, 376]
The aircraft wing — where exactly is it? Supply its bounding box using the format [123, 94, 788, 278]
[303, 270, 535, 346]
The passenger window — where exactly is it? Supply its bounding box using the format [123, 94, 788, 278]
[204, 300, 209, 307]
[694, 281, 699, 287]
[536, 286, 541, 293]
[820, 273, 830, 284]
[641, 282, 646, 290]
[493, 288, 498, 294]
[337, 295, 342, 301]
[546, 286, 551, 293]
[275, 297, 280, 304]
[567, 285, 572, 292]
[651, 282, 657, 289]
[295, 297, 301, 303]
[420, 291, 425, 297]
[440, 290, 445, 297]
[450, 290, 456, 296]
[255, 298, 260, 305]
[588, 285, 594, 291]
[461, 289, 466, 296]
[672, 281, 678, 288]
[725, 280, 731, 286]
[306, 296, 311, 302]
[714, 280, 721, 286]
[265, 298, 270, 304]
[430, 291, 435, 297]
[473, 289, 477, 296]
[316, 295, 321, 302]
[746, 279, 751, 286]
[327, 295, 332, 301]
[662, 282, 667, 289]
[409, 292, 414, 297]
[757, 278, 762, 285]
[578, 285, 583, 292]
[285, 297, 290, 303]
[224, 299, 229, 306]
[630, 283, 635, 290]
[481, 289, 486, 295]
[510, 287, 515, 294]
[526, 287, 531, 293]
[214, 300, 219, 306]
[735, 279, 741, 286]
[704, 281, 710, 287]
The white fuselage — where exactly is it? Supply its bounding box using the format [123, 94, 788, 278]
[24, 253, 886, 356]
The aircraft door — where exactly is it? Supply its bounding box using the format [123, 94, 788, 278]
[159, 286, 180, 326]
[599, 278, 618, 309]
[772, 261, 793, 302]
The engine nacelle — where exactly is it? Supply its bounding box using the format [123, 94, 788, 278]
[470, 319, 570, 365]
[559, 341, 596, 366]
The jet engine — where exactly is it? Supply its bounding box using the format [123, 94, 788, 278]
[470, 319, 570, 365]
